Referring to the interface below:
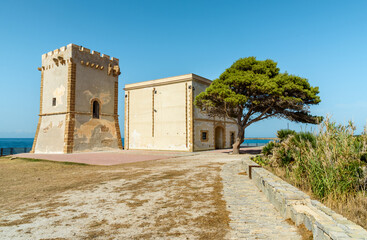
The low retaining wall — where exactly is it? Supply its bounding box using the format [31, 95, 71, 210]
[242, 158, 367, 240]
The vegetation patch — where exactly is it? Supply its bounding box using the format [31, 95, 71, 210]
[253, 118, 367, 229]
[285, 219, 313, 240]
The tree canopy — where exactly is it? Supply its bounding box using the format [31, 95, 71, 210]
[195, 57, 322, 154]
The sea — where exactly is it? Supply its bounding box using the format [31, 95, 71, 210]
[0, 138, 274, 149]
[0, 138, 35, 148]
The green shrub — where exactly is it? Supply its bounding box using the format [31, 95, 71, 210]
[278, 147, 294, 166]
[360, 152, 367, 163]
[267, 118, 367, 201]
[262, 141, 276, 156]
[252, 155, 269, 166]
[277, 129, 296, 142]
[291, 131, 316, 148]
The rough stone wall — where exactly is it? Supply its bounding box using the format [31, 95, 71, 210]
[33, 46, 72, 153]
[193, 121, 215, 150]
[33, 44, 123, 153]
[225, 123, 238, 148]
[71, 45, 121, 152]
[242, 158, 367, 239]
[192, 81, 238, 151]
[73, 115, 119, 152]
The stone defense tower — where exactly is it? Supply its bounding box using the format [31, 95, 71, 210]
[31, 44, 123, 153]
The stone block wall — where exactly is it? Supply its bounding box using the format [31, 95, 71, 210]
[242, 158, 367, 239]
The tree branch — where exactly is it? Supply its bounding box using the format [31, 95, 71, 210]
[224, 102, 238, 123]
[245, 113, 277, 127]
[244, 106, 274, 127]
[241, 105, 254, 125]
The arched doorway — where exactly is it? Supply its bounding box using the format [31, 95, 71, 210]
[215, 126, 224, 149]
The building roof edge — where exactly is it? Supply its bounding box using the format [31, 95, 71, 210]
[124, 73, 212, 90]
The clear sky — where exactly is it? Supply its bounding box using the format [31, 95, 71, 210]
[1, 0, 366, 138]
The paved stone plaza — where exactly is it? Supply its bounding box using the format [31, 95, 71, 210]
[222, 159, 301, 239]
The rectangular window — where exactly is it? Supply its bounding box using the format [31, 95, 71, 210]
[201, 130, 209, 142]
[52, 98, 56, 106]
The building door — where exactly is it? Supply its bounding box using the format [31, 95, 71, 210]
[215, 126, 224, 149]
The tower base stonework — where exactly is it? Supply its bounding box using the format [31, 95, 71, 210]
[32, 44, 123, 154]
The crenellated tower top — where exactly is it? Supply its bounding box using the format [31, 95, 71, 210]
[39, 43, 120, 76]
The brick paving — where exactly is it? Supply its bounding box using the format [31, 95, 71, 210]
[14, 150, 192, 165]
[13, 147, 260, 166]
[221, 157, 301, 239]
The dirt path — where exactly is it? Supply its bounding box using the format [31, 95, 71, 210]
[0, 153, 240, 239]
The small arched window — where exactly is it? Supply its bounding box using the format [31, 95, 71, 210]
[92, 100, 100, 119]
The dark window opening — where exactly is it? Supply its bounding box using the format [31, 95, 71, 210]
[201, 131, 208, 141]
[52, 98, 56, 106]
[93, 101, 100, 119]
[202, 132, 207, 140]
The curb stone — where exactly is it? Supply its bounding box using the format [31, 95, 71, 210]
[222, 160, 301, 239]
[242, 157, 367, 240]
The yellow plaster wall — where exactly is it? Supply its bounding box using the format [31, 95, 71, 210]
[128, 88, 153, 149]
[73, 51, 116, 115]
[41, 64, 68, 114]
[70, 46, 120, 152]
[125, 74, 238, 152]
[126, 82, 189, 151]
[154, 82, 187, 150]
[34, 115, 66, 153]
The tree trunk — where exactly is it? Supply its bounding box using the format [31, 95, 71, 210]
[232, 126, 244, 154]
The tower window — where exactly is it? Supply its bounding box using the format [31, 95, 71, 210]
[52, 98, 56, 106]
[92, 100, 100, 119]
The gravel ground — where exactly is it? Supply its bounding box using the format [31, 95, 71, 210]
[0, 152, 300, 239]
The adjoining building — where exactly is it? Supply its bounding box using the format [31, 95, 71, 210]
[124, 74, 238, 151]
[31, 44, 123, 153]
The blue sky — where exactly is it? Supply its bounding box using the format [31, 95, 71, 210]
[0, 0, 366, 138]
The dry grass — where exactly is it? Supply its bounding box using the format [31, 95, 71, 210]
[196, 172, 231, 239]
[0, 156, 231, 239]
[285, 219, 313, 240]
[324, 192, 367, 229]
[117, 164, 230, 239]
[72, 213, 89, 219]
[0, 156, 159, 212]
[265, 165, 367, 230]
[40, 238, 67, 240]
[0, 212, 40, 226]
[258, 119, 367, 230]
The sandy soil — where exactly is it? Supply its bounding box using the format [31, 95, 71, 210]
[0, 153, 240, 239]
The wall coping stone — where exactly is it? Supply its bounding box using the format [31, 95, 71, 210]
[242, 157, 367, 240]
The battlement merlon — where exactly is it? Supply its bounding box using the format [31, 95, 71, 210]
[41, 43, 119, 65]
